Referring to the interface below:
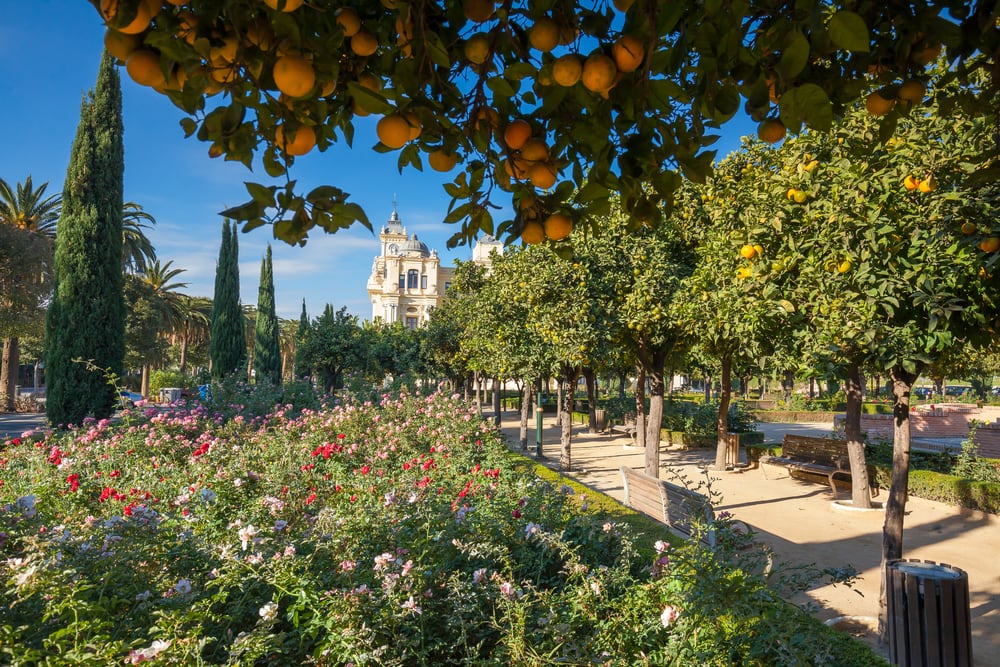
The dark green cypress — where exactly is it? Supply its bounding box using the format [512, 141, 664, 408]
[45, 52, 125, 427]
[294, 299, 309, 378]
[209, 220, 246, 380]
[253, 244, 281, 385]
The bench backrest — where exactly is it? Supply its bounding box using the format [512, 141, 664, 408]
[781, 434, 847, 467]
[620, 466, 715, 546]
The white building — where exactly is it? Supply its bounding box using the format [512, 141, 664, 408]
[366, 204, 503, 328]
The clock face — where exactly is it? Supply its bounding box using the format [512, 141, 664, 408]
[388, 243, 398, 255]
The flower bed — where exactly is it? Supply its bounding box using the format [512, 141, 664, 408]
[0, 391, 882, 665]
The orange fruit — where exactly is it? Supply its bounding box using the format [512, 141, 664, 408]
[351, 30, 379, 57]
[519, 137, 549, 163]
[125, 49, 165, 88]
[335, 7, 362, 37]
[463, 0, 494, 23]
[463, 34, 491, 64]
[403, 111, 422, 140]
[319, 79, 337, 97]
[612, 35, 644, 73]
[910, 42, 941, 66]
[472, 107, 500, 132]
[244, 20, 275, 50]
[792, 190, 808, 203]
[528, 17, 559, 53]
[837, 259, 852, 273]
[581, 54, 617, 92]
[960, 222, 977, 235]
[865, 91, 895, 116]
[276, 124, 316, 156]
[104, 29, 141, 62]
[264, 0, 304, 12]
[786, 188, 797, 200]
[897, 79, 926, 104]
[273, 55, 315, 98]
[543, 212, 573, 240]
[552, 54, 583, 87]
[528, 163, 558, 189]
[521, 221, 545, 244]
[739, 244, 757, 260]
[612, 0, 635, 11]
[757, 118, 786, 143]
[377, 113, 412, 149]
[177, 11, 199, 44]
[979, 237, 1000, 253]
[917, 175, 937, 193]
[428, 149, 459, 172]
[105, 0, 159, 35]
[357, 72, 381, 93]
[503, 119, 532, 150]
[210, 34, 239, 65]
[903, 175, 919, 190]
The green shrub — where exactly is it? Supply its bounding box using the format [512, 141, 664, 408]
[148, 370, 196, 397]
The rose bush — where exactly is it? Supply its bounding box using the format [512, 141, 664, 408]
[0, 390, 882, 665]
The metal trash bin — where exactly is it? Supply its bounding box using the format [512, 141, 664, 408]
[594, 408, 607, 432]
[886, 559, 972, 666]
[159, 387, 182, 403]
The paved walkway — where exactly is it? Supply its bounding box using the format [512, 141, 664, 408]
[498, 412, 1000, 665]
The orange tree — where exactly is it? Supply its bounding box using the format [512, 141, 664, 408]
[421, 259, 488, 394]
[575, 202, 694, 475]
[678, 151, 799, 472]
[717, 82, 1000, 629]
[462, 247, 558, 449]
[91, 0, 1000, 246]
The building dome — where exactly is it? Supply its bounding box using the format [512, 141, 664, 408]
[401, 234, 431, 257]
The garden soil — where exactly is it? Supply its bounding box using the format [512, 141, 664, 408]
[497, 411, 1000, 666]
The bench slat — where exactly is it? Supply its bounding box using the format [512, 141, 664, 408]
[760, 434, 878, 496]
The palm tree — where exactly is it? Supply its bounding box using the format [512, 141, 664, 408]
[123, 202, 157, 275]
[175, 296, 213, 375]
[0, 176, 61, 237]
[136, 260, 188, 395]
[0, 177, 61, 411]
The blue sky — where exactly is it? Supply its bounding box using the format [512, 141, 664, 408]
[1, 1, 754, 321]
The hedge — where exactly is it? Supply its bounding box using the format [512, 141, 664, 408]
[871, 467, 1000, 515]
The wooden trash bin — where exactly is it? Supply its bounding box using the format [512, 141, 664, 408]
[886, 559, 972, 667]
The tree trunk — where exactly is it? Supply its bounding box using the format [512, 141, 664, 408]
[713, 354, 733, 471]
[1, 338, 20, 412]
[519, 380, 532, 451]
[783, 368, 794, 401]
[556, 381, 563, 422]
[617, 372, 627, 400]
[559, 366, 579, 471]
[583, 367, 598, 433]
[179, 325, 190, 375]
[809, 376, 816, 399]
[34, 360, 42, 393]
[644, 350, 666, 477]
[703, 374, 711, 402]
[844, 364, 872, 508]
[634, 364, 647, 452]
[141, 364, 150, 398]
[878, 364, 922, 641]
[492, 377, 501, 426]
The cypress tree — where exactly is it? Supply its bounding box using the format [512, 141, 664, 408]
[45, 52, 125, 426]
[209, 220, 246, 380]
[253, 244, 281, 385]
[294, 299, 310, 378]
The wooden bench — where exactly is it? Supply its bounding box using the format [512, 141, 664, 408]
[759, 434, 879, 497]
[620, 465, 718, 546]
[609, 414, 638, 444]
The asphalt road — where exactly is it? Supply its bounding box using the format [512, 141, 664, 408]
[0, 413, 47, 439]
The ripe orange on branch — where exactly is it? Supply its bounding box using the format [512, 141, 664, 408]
[273, 55, 315, 98]
[528, 18, 560, 53]
[335, 8, 362, 37]
[612, 35, 645, 73]
[544, 213, 573, 240]
[377, 113, 413, 149]
[503, 119, 532, 150]
[757, 118, 786, 143]
[275, 124, 316, 156]
[865, 91, 895, 116]
[126, 49, 166, 88]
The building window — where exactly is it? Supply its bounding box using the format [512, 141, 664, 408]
[405, 316, 418, 330]
[398, 274, 405, 289]
[407, 269, 419, 289]
[444, 282, 452, 292]
[420, 274, 427, 289]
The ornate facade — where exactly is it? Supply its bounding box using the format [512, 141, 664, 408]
[366, 205, 502, 328]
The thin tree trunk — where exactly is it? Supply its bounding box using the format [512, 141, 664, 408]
[179, 327, 190, 375]
[703, 374, 711, 402]
[617, 372, 627, 400]
[634, 364, 647, 452]
[878, 365, 921, 642]
[809, 376, 816, 399]
[556, 381, 563, 422]
[845, 364, 872, 508]
[645, 350, 666, 477]
[583, 367, 598, 433]
[1, 338, 20, 412]
[559, 366, 579, 471]
[713, 354, 733, 471]
[141, 364, 150, 398]
[783, 368, 794, 401]
[492, 377, 501, 426]
[519, 380, 531, 451]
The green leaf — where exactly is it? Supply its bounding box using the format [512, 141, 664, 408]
[487, 76, 517, 98]
[245, 182, 276, 206]
[778, 32, 810, 79]
[179, 118, 197, 137]
[828, 11, 870, 53]
[779, 84, 833, 132]
[424, 33, 452, 69]
[346, 83, 394, 115]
